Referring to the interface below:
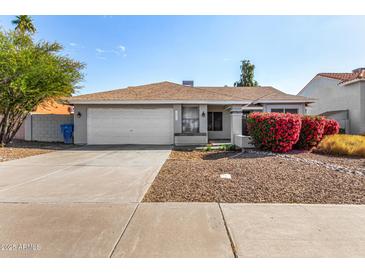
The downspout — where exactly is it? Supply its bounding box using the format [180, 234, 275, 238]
[30, 114, 33, 141]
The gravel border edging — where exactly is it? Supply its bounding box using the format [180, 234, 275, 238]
[237, 150, 365, 177]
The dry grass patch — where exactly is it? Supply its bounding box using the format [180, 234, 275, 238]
[316, 134, 365, 157]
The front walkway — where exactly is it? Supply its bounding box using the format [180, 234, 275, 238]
[0, 148, 364, 257]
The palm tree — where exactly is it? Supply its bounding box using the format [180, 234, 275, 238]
[12, 15, 36, 34]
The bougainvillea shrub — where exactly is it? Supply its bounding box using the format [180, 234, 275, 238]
[296, 115, 326, 149]
[247, 112, 302, 153]
[323, 119, 340, 136]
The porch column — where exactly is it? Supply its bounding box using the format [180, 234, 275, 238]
[230, 105, 243, 143]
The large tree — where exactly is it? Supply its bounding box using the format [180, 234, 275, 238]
[0, 17, 84, 146]
[234, 59, 258, 87]
[12, 15, 36, 34]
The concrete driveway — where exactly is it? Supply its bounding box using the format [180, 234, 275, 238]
[0, 145, 171, 203]
[0, 145, 171, 257]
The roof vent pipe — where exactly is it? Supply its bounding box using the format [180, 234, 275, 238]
[182, 80, 194, 87]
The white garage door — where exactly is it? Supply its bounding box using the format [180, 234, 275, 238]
[87, 108, 173, 145]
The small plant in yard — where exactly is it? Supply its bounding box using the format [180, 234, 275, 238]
[323, 119, 340, 136]
[317, 134, 365, 157]
[203, 144, 213, 151]
[296, 115, 326, 150]
[219, 144, 236, 151]
[247, 112, 302, 153]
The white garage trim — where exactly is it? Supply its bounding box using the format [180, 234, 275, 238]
[87, 107, 174, 145]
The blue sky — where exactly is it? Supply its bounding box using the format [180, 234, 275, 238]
[1, 16, 365, 95]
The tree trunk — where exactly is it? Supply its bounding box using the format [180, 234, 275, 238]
[0, 110, 10, 147]
[0, 110, 28, 146]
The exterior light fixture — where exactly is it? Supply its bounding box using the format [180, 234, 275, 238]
[202, 111, 206, 118]
[77, 111, 82, 118]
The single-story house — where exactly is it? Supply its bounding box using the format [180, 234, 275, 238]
[298, 68, 365, 134]
[68, 81, 313, 146]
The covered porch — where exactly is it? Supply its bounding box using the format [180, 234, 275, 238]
[173, 104, 262, 146]
[174, 102, 306, 147]
[206, 104, 262, 145]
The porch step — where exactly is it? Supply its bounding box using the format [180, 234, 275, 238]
[208, 139, 231, 146]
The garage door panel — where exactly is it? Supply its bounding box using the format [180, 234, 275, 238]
[87, 108, 173, 145]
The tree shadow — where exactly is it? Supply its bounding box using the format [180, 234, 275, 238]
[201, 150, 275, 160]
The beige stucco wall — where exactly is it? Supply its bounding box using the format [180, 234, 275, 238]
[361, 83, 365, 134]
[73, 105, 88, 144]
[174, 135, 208, 146]
[24, 114, 73, 142]
[299, 76, 364, 134]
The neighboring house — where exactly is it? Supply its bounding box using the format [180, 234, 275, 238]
[34, 100, 73, 115]
[298, 68, 365, 134]
[69, 81, 313, 146]
[14, 100, 73, 141]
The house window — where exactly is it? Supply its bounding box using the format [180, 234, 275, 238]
[285, 109, 298, 114]
[208, 112, 223, 131]
[182, 106, 199, 133]
[271, 108, 284, 113]
[271, 108, 298, 114]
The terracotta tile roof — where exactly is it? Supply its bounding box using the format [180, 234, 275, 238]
[69, 81, 312, 103]
[33, 99, 72, 114]
[318, 68, 365, 84]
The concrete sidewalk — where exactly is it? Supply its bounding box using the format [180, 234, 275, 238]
[1, 202, 364, 257]
[221, 203, 365, 258]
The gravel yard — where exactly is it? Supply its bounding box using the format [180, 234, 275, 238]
[292, 150, 365, 171]
[143, 150, 365, 204]
[0, 141, 76, 162]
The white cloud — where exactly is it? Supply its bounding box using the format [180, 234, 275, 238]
[95, 45, 127, 59]
[118, 45, 126, 52]
[69, 42, 78, 47]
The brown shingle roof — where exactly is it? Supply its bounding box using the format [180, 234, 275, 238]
[69, 81, 312, 103]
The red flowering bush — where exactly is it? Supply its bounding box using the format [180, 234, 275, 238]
[247, 112, 302, 153]
[323, 119, 340, 136]
[296, 115, 326, 149]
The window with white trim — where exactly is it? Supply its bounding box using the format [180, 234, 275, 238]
[182, 106, 199, 133]
[271, 108, 298, 114]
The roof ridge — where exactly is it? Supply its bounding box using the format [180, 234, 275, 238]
[69, 81, 312, 103]
[189, 85, 238, 100]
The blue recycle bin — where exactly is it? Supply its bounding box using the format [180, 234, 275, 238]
[60, 124, 74, 144]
